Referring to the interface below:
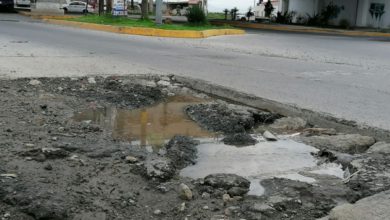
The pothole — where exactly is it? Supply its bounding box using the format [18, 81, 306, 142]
[180, 135, 345, 196]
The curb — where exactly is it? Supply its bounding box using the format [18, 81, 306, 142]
[41, 18, 245, 38]
[210, 20, 390, 38]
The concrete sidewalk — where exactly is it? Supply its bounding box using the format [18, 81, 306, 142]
[210, 20, 390, 38]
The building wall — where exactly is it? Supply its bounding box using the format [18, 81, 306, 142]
[287, 0, 390, 28]
[321, 0, 358, 26]
[364, 0, 389, 28]
[288, 0, 319, 18]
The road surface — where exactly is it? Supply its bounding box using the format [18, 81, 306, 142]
[1, 13, 390, 130]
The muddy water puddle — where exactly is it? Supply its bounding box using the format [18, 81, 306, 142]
[72, 96, 214, 147]
[73, 95, 344, 196]
[180, 136, 345, 196]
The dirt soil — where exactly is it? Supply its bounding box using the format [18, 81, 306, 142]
[1, 76, 389, 220]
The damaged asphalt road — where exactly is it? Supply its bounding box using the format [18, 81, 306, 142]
[1, 75, 390, 220]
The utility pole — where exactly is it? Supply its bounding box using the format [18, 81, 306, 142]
[155, 0, 162, 25]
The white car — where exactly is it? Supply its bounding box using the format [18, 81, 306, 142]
[63, 1, 94, 13]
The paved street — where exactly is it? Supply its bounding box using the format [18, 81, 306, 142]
[1, 13, 390, 130]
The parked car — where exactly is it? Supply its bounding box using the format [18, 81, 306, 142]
[15, 0, 30, 8]
[63, 1, 94, 13]
[0, 0, 14, 11]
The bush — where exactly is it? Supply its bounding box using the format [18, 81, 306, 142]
[306, 13, 321, 26]
[186, 5, 207, 25]
[306, 2, 343, 26]
[276, 11, 296, 24]
[339, 19, 351, 29]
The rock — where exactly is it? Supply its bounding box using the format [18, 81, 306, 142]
[222, 133, 257, 146]
[165, 136, 199, 169]
[41, 148, 69, 159]
[222, 194, 232, 204]
[316, 149, 355, 169]
[347, 154, 390, 197]
[203, 205, 209, 210]
[300, 134, 376, 154]
[210, 215, 227, 220]
[329, 190, 390, 220]
[302, 128, 337, 136]
[224, 206, 240, 216]
[263, 130, 277, 141]
[204, 173, 250, 190]
[251, 203, 275, 213]
[44, 164, 53, 171]
[367, 142, 390, 154]
[3, 212, 11, 218]
[157, 80, 171, 87]
[252, 111, 282, 124]
[179, 183, 193, 200]
[73, 212, 106, 220]
[201, 192, 211, 199]
[145, 81, 157, 88]
[153, 209, 162, 215]
[28, 79, 41, 86]
[87, 77, 96, 84]
[185, 103, 257, 134]
[142, 156, 175, 181]
[228, 186, 249, 196]
[0, 174, 17, 178]
[24, 201, 67, 220]
[179, 202, 186, 212]
[270, 117, 307, 131]
[125, 156, 138, 163]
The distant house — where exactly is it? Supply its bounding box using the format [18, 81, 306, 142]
[255, 0, 389, 28]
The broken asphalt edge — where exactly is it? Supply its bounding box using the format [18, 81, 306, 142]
[171, 75, 390, 142]
[210, 20, 390, 38]
[18, 12, 245, 39]
[2, 72, 389, 141]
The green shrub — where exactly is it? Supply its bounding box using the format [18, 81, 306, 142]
[276, 11, 296, 24]
[186, 5, 207, 25]
[339, 19, 351, 29]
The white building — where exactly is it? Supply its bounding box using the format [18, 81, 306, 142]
[254, 0, 280, 18]
[278, 0, 389, 28]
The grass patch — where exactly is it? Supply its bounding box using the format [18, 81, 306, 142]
[207, 12, 226, 20]
[66, 14, 231, 31]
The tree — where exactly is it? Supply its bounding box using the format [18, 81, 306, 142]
[246, 7, 254, 22]
[231, 7, 238, 21]
[141, 0, 149, 19]
[130, 0, 134, 10]
[223, 9, 229, 20]
[264, 0, 274, 18]
[106, 0, 112, 13]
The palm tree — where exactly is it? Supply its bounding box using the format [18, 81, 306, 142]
[223, 9, 229, 20]
[231, 7, 238, 21]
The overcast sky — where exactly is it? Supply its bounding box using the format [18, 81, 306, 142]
[208, 0, 257, 13]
